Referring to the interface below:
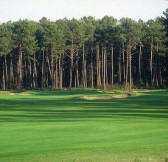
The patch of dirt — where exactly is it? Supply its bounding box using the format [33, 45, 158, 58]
[81, 94, 129, 100]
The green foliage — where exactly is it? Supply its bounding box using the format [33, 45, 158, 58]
[119, 18, 141, 46]
[81, 16, 97, 43]
[12, 19, 38, 55]
[162, 9, 168, 51]
[94, 16, 117, 46]
[0, 22, 13, 56]
[147, 18, 167, 52]
[38, 17, 65, 56]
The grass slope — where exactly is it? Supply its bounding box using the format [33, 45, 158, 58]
[0, 89, 168, 162]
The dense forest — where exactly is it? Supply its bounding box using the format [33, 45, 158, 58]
[0, 9, 168, 90]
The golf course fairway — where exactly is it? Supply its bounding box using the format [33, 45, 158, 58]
[0, 89, 168, 162]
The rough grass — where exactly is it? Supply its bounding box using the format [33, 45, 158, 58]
[0, 89, 168, 162]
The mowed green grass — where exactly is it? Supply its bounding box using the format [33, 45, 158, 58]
[0, 89, 168, 162]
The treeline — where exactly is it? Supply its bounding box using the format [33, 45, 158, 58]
[0, 10, 168, 90]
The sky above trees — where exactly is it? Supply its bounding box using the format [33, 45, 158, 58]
[0, 0, 167, 22]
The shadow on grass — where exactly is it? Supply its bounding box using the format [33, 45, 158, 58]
[10, 88, 105, 96]
[0, 90, 168, 122]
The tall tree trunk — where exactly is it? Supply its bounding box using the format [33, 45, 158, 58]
[76, 50, 79, 88]
[18, 44, 23, 89]
[91, 46, 94, 88]
[155, 43, 159, 87]
[10, 54, 14, 89]
[111, 46, 114, 86]
[2, 58, 6, 90]
[150, 37, 153, 87]
[29, 58, 32, 88]
[75, 52, 77, 89]
[24, 58, 28, 88]
[125, 43, 129, 90]
[96, 44, 101, 87]
[55, 59, 58, 89]
[118, 48, 121, 84]
[69, 40, 74, 89]
[33, 54, 37, 88]
[84, 57, 87, 88]
[51, 49, 54, 89]
[41, 50, 45, 89]
[59, 51, 64, 89]
[122, 44, 125, 83]
[99, 53, 102, 86]
[4, 55, 8, 89]
[82, 43, 87, 88]
[103, 47, 106, 90]
[82, 43, 85, 87]
[158, 56, 163, 86]
[129, 39, 132, 90]
[101, 47, 104, 87]
[139, 45, 142, 83]
[59, 53, 62, 89]
[47, 52, 52, 88]
[105, 48, 108, 86]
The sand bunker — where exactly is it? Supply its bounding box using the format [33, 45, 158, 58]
[81, 94, 129, 100]
[9, 92, 31, 96]
[9, 93, 15, 95]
